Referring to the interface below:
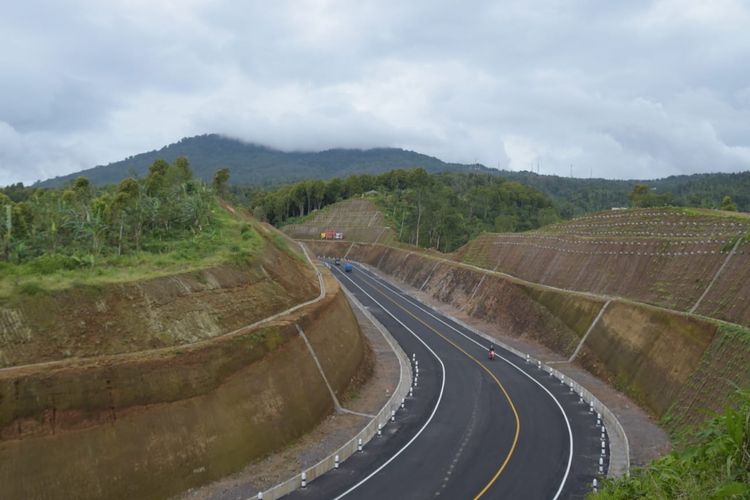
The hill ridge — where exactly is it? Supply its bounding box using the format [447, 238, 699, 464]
[33, 134, 750, 214]
[35, 133, 489, 188]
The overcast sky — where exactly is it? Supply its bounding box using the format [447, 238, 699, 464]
[2, 0, 750, 186]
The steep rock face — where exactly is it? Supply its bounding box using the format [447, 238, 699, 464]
[0, 271, 370, 499]
[307, 241, 749, 429]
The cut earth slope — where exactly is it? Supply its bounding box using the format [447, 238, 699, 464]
[304, 237, 750, 436]
[0, 215, 371, 499]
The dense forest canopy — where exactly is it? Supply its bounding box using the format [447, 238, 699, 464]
[242, 168, 559, 252]
[498, 170, 750, 216]
[0, 157, 217, 269]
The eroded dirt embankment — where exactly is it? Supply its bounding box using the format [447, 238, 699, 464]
[0, 263, 370, 499]
[306, 240, 750, 431]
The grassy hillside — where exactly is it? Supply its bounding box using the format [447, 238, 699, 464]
[0, 158, 287, 299]
[0, 201, 271, 296]
[34, 134, 488, 188]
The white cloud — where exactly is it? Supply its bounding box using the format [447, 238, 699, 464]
[1, 0, 749, 185]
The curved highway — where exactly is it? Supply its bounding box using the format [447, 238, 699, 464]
[285, 261, 605, 499]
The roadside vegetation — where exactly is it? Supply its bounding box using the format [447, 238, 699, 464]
[594, 389, 750, 499]
[242, 168, 559, 252]
[0, 159, 262, 297]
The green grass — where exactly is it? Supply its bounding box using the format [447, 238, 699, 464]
[594, 389, 750, 499]
[719, 323, 750, 346]
[677, 206, 750, 220]
[0, 206, 267, 299]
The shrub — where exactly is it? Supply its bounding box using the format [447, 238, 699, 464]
[27, 254, 83, 274]
[594, 389, 750, 499]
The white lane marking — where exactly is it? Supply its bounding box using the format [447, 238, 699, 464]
[331, 267, 447, 499]
[355, 264, 575, 500]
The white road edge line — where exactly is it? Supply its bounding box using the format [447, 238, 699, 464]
[355, 264, 574, 500]
[331, 267, 447, 500]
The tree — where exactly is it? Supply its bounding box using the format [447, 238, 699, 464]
[0, 193, 12, 257]
[145, 160, 169, 195]
[721, 195, 737, 212]
[213, 168, 230, 196]
[629, 184, 650, 208]
[172, 156, 192, 183]
[628, 184, 673, 208]
[494, 215, 517, 232]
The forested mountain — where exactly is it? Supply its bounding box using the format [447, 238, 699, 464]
[36, 134, 488, 188]
[31, 133, 749, 215]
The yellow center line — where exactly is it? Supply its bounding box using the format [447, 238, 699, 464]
[357, 273, 521, 499]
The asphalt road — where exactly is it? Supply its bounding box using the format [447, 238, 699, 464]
[285, 261, 606, 499]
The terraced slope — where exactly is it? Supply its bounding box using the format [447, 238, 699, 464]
[0, 213, 371, 499]
[282, 198, 397, 245]
[305, 239, 750, 433]
[0, 220, 319, 368]
[454, 208, 750, 326]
